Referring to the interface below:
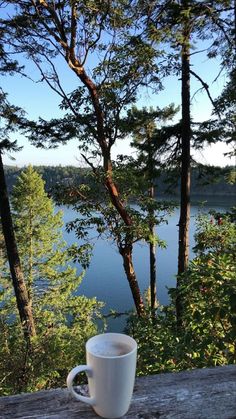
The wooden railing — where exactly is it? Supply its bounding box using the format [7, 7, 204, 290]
[1, 365, 236, 418]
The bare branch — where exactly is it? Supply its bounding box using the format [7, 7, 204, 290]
[30, 30, 65, 59]
[212, 66, 225, 83]
[33, 58, 64, 98]
[189, 48, 208, 56]
[32, 53, 80, 118]
[81, 153, 98, 175]
[190, 69, 219, 114]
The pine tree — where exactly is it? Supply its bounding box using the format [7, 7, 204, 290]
[0, 18, 36, 339]
[0, 152, 36, 339]
[0, 166, 102, 394]
[121, 105, 177, 311]
[12, 166, 66, 303]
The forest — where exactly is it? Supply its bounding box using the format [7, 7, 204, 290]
[4, 164, 236, 197]
[0, 0, 235, 396]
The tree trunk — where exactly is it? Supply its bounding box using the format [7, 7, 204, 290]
[119, 244, 145, 316]
[25, 15, 144, 316]
[147, 129, 157, 311]
[149, 186, 157, 311]
[67, 58, 134, 226]
[0, 152, 36, 339]
[149, 222, 157, 310]
[176, 1, 191, 327]
[67, 58, 144, 315]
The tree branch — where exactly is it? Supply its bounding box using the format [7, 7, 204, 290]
[37, 0, 67, 44]
[190, 69, 219, 115]
[81, 153, 98, 175]
[31, 0, 68, 49]
[32, 51, 81, 118]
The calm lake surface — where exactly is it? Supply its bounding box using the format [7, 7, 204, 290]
[60, 197, 235, 331]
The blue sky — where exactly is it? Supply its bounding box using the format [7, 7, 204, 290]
[1, 47, 233, 168]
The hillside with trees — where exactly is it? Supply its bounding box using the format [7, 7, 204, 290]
[4, 164, 236, 198]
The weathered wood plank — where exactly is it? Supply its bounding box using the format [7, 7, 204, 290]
[0, 365, 236, 418]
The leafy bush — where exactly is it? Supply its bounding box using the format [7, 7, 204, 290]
[126, 211, 236, 375]
[0, 298, 103, 395]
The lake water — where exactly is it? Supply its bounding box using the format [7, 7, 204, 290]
[60, 197, 234, 331]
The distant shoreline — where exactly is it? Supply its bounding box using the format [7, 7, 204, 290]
[4, 164, 236, 200]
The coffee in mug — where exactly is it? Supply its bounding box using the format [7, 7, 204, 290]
[67, 333, 137, 418]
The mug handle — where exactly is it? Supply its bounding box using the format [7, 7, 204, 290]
[67, 365, 96, 406]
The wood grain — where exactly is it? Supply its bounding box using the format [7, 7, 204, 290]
[1, 365, 236, 418]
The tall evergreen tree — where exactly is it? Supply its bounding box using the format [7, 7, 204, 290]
[175, 0, 191, 327]
[140, 0, 234, 326]
[12, 165, 67, 303]
[0, 22, 35, 339]
[11, 166, 93, 317]
[0, 166, 102, 393]
[0, 102, 36, 340]
[122, 105, 177, 310]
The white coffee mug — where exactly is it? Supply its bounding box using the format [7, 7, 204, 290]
[66, 333, 137, 418]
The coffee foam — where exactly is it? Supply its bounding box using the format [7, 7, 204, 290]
[91, 341, 132, 357]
